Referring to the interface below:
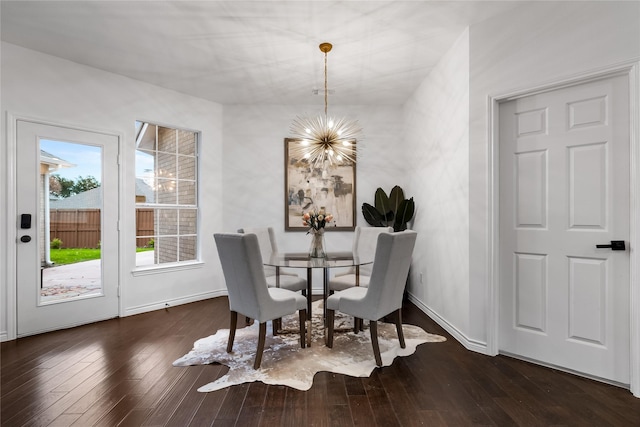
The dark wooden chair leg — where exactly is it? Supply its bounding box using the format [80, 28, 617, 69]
[254, 322, 267, 369]
[394, 309, 406, 348]
[354, 317, 360, 333]
[370, 320, 382, 367]
[327, 309, 335, 348]
[227, 311, 238, 353]
[273, 318, 281, 336]
[299, 310, 307, 348]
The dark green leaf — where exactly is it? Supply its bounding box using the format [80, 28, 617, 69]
[362, 203, 385, 227]
[389, 185, 405, 214]
[394, 198, 415, 231]
[374, 188, 390, 217]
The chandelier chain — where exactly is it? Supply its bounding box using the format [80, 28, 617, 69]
[324, 50, 328, 120]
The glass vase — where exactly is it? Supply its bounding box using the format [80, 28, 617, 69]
[309, 229, 326, 258]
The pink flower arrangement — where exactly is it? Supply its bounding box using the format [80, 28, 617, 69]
[302, 208, 334, 233]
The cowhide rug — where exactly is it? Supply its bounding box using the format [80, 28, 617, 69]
[173, 300, 446, 392]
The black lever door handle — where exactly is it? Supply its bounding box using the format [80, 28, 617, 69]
[596, 240, 625, 250]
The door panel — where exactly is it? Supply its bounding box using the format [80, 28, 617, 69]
[499, 75, 630, 384]
[514, 252, 547, 332]
[16, 120, 119, 336]
[568, 143, 606, 228]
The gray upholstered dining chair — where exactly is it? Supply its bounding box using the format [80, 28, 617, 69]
[326, 230, 417, 367]
[238, 227, 307, 294]
[214, 233, 307, 369]
[328, 226, 394, 292]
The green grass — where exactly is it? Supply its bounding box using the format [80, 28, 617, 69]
[50, 247, 153, 266]
[49, 248, 101, 265]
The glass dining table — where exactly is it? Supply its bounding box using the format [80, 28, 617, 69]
[264, 251, 373, 323]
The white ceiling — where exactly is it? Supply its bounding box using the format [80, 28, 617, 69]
[0, 1, 523, 105]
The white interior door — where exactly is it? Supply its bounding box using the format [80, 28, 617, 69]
[16, 120, 119, 336]
[499, 74, 630, 384]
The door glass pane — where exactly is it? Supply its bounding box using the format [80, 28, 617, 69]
[40, 139, 103, 304]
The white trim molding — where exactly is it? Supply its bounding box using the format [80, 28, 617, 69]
[487, 61, 640, 397]
[407, 292, 489, 355]
[3, 112, 18, 341]
[123, 290, 227, 317]
[628, 62, 640, 398]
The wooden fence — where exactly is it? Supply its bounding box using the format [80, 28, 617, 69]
[136, 209, 154, 247]
[49, 209, 154, 248]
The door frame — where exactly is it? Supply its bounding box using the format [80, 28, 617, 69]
[4, 113, 123, 341]
[487, 61, 640, 397]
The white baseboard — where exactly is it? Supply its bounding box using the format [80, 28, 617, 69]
[406, 292, 489, 355]
[1, 291, 227, 341]
[123, 290, 227, 317]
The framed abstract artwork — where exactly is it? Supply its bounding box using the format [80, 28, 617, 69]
[284, 138, 356, 231]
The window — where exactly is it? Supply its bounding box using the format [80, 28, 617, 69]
[135, 122, 198, 267]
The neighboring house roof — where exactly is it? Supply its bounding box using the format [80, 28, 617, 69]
[50, 186, 101, 209]
[49, 178, 155, 209]
[135, 178, 155, 203]
[41, 149, 75, 170]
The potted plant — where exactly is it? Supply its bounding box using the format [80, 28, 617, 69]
[361, 185, 415, 231]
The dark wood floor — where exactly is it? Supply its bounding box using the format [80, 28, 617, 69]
[2, 297, 639, 426]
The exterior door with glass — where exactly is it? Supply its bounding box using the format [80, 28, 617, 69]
[16, 120, 119, 336]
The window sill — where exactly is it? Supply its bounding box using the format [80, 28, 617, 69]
[132, 261, 204, 277]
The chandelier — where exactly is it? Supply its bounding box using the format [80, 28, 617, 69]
[289, 42, 361, 169]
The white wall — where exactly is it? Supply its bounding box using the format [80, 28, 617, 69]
[1, 42, 224, 339]
[401, 1, 640, 353]
[468, 1, 640, 344]
[403, 29, 471, 344]
[222, 104, 405, 291]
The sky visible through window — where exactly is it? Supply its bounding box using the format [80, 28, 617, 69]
[41, 139, 102, 183]
[41, 136, 156, 186]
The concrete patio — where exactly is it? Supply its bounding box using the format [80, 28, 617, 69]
[41, 251, 155, 302]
